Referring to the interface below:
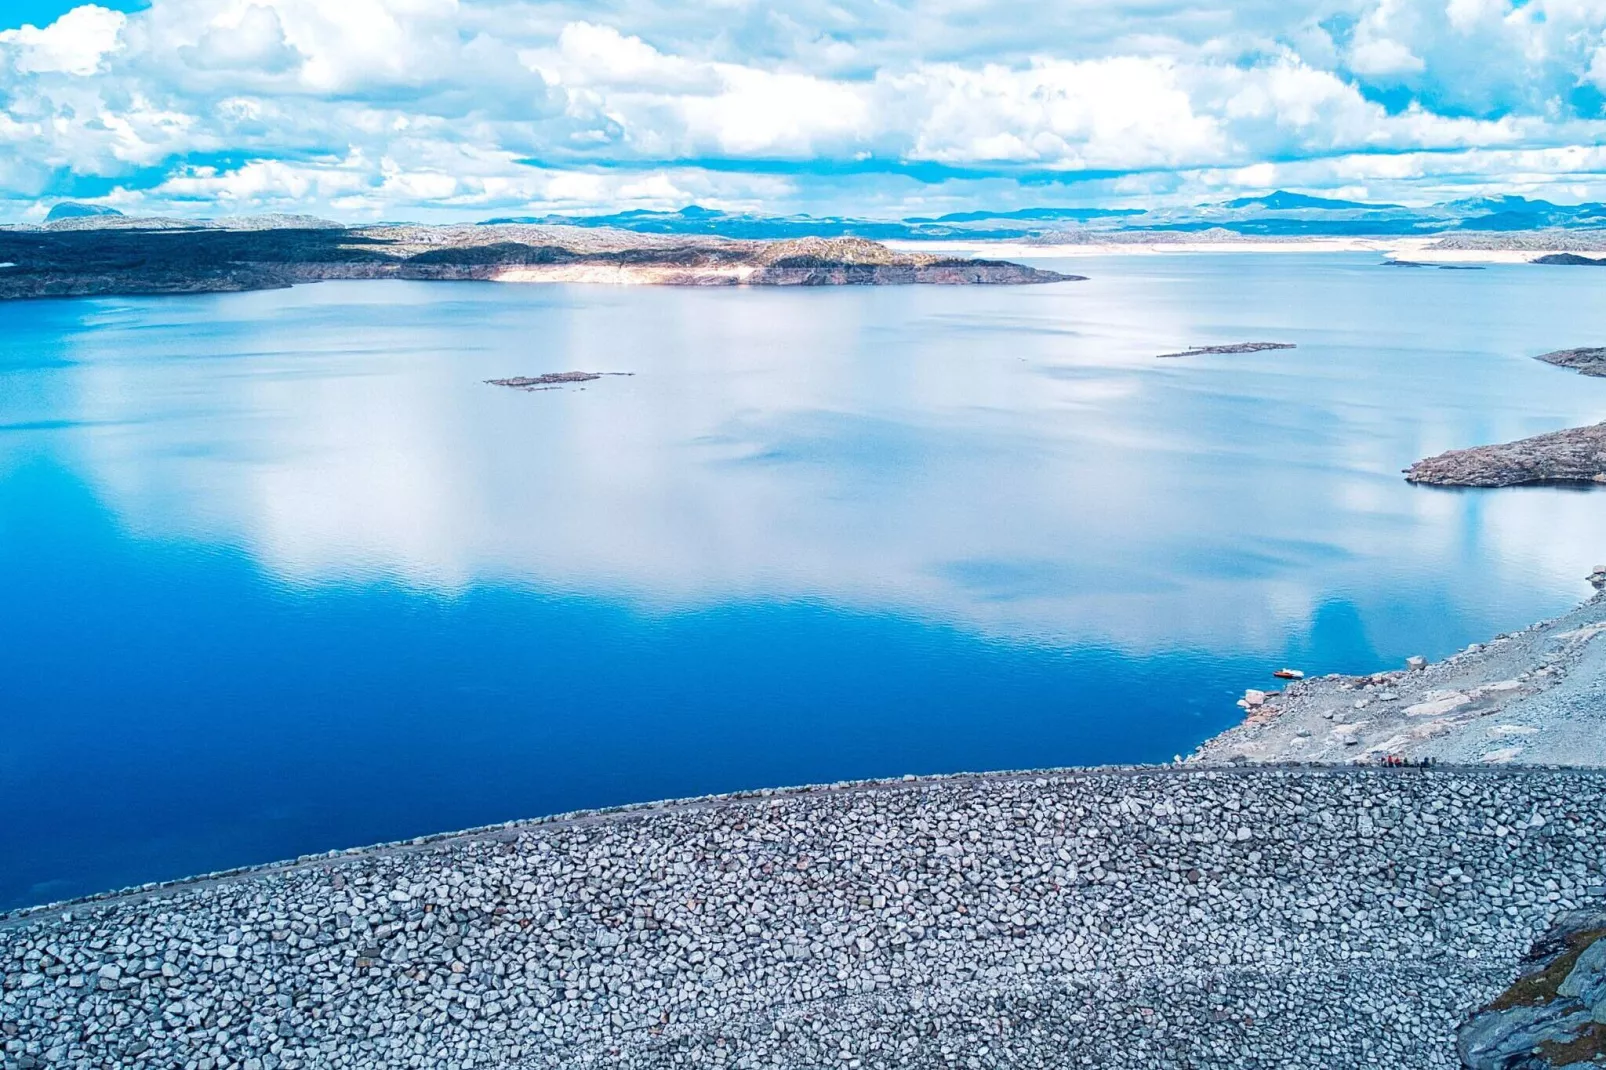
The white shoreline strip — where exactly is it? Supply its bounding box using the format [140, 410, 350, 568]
[883, 237, 1593, 264]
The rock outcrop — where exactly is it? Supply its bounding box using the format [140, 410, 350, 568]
[1458, 911, 1606, 1068]
[1536, 348, 1606, 377]
[1405, 424, 1606, 487]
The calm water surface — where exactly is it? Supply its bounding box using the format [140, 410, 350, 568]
[4, 253, 1606, 908]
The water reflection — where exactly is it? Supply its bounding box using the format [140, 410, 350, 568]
[33, 258, 1606, 649]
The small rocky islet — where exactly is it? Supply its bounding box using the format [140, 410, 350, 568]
[1155, 342, 1296, 359]
[486, 373, 632, 392]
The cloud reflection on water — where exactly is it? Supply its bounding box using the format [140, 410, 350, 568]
[31, 255, 1606, 661]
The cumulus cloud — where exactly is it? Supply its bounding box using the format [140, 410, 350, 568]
[180, 6, 303, 73]
[0, 4, 125, 76]
[5, 0, 1606, 219]
[1348, 38, 1425, 76]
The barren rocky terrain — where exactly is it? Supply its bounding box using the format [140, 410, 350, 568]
[1194, 589, 1606, 768]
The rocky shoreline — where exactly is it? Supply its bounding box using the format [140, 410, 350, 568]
[1193, 590, 1606, 767]
[4, 765, 1604, 1070]
[0, 225, 1073, 300]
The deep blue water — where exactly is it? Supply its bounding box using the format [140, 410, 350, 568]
[4, 253, 1606, 909]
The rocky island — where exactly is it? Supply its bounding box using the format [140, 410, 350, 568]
[1156, 342, 1296, 359]
[486, 373, 632, 392]
[0, 220, 1074, 301]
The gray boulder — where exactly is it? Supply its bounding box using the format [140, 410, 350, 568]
[1459, 911, 1606, 1068]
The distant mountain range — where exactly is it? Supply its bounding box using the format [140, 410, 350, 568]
[29, 192, 1606, 241]
[482, 193, 1606, 241]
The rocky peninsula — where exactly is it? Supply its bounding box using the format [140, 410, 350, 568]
[0, 222, 1073, 300]
[4, 766, 1604, 1070]
[1536, 347, 1606, 377]
[1406, 345, 1606, 487]
[1405, 423, 1606, 487]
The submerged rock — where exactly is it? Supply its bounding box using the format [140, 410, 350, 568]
[1458, 911, 1606, 1069]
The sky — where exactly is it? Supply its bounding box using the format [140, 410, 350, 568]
[5, 0, 1606, 221]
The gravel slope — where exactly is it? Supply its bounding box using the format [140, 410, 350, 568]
[1194, 591, 1606, 767]
[2, 767, 1604, 1070]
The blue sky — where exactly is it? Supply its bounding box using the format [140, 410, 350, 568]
[4, 0, 1606, 221]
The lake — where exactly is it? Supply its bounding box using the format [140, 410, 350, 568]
[4, 252, 1606, 909]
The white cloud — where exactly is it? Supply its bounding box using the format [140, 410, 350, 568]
[181, 5, 303, 73]
[1445, 0, 1506, 33]
[0, 5, 125, 76]
[6, 0, 1606, 218]
[1348, 38, 1426, 76]
[898, 58, 1225, 169]
[153, 155, 371, 203]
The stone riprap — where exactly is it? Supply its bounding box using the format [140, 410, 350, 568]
[3, 767, 1604, 1070]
